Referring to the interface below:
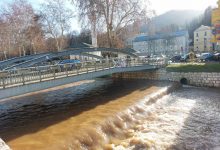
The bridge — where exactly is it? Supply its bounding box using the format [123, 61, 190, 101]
[1, 48, 137, 70]
[0, 58, 165, 99]
[0, 53, 50, 70]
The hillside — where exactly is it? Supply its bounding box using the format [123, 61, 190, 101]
[141, 10, 203, 32]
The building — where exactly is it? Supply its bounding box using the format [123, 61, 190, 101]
[194, 25, 213, 53]
[132, 31, 189, 56]
[125, 37, 135, 48]
[69, 43, 101, 61]
[125, 34, 147, 48]
[212, 0, 220, 51]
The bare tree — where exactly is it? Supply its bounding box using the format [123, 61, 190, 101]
[1, 0, 35, 56]
[73, 0, 101, 47]
[26, 15, 47, 54]
[73, 0, 151, 48]
[39, 0, 74, 51]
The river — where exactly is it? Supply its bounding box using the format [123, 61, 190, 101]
[0, 78, 219, 150]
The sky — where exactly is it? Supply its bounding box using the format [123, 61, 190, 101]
[0, 0, 218, 31]
[0, 0, 217, 14]
[150, 0, 218, 15]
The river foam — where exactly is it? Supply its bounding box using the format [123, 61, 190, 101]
[64, 83, 180, 150]
[2, 79, 219, 150]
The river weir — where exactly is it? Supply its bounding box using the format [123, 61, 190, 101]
[0, 79, 219, 150]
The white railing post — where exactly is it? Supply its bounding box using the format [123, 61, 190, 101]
[9, 72, 12, 85]
[77, 67, 79, 75]
[108, 60, 110, 69]
[53, 68, 56, 79]
[22, 73, 25, 85]
[2, 77, 5, 89]
[66, 67, 68, 77]
[39, 70, 42, 82]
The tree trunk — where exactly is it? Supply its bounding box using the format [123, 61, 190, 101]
[107, 27, 113, 48]
[4, 51, 7, 60]
[22, 45, 26, 56]
[19, 47, 22, 57]
[56, 39, 60, 51]
[91, 21, 97, 47]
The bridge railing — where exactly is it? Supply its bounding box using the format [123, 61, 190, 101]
[0, 58, 166, 89]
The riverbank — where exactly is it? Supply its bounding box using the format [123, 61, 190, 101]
[166, 63, 220, 73]
[113, 69, 220, 88]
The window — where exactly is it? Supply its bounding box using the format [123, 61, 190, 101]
[196, 39, 199, 41]
[204, 32, 207, 36]
[196, 33, 199, 37]
[204, 38, 207, 45]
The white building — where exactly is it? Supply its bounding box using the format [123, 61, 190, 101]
[125, 34, 147, 48]
[132, 31, 189, 56]
[194, 25, 213, 53]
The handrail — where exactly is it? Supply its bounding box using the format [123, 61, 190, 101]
[3, 47, 138, 70]
[0, 58, 166, 89]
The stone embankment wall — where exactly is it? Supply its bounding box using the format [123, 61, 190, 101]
[0, 139, 11, 150]
[113, 69, 220, 88]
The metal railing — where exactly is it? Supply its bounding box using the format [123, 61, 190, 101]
[0, 58, 166, 89]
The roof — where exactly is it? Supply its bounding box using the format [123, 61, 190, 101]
[69, 43, 91, 49]
[134, 30, 188, 42]
[122, 48, 137, 53]
[195, 25, 211, 32]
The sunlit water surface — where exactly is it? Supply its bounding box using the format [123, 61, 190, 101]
[0, 79, 219, 150]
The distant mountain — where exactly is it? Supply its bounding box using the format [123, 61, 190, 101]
[141, 10, 203, 33]
[154, 10, 203, 26]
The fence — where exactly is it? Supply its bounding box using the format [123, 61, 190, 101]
[0, 58, 166, 89]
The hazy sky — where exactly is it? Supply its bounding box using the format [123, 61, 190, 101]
[0, 0, 218, 14]
[150, 0, 218, 15]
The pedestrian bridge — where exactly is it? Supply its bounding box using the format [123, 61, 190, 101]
[0, 58, 165, 99]
[1, 48, 137, 70]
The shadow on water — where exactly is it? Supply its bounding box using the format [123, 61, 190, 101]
[169, 87, 220, 150]
[0, 78, 170, 142]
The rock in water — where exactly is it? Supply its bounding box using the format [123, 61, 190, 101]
[0, 139, 11, 150]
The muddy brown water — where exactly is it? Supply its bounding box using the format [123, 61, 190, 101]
[0, 79, 219, 150]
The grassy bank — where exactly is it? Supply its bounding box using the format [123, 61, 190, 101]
[166, 63, 220, 72]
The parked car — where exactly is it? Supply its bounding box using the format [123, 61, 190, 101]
[214, 53, 220, 61]
[180, 55, 189, 62]
[170, 55, 182, 62]
[58, 59, 81, 64]
[200, 53, 215, 62]
[58, 59, 81, 71]
[180, 53, 196, 62]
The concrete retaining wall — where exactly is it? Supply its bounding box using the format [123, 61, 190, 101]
[113, 69, 220, 88]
